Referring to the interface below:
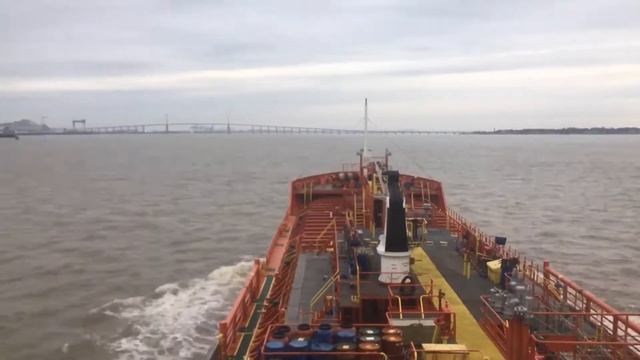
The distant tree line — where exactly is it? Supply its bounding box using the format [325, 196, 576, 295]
[471, 127, 640, 135]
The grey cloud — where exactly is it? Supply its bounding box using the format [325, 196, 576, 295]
[1, 0, 639, 129]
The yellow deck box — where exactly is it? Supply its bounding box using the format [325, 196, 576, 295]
[421, 344, 470, 360]
[486, 259, 502, 285]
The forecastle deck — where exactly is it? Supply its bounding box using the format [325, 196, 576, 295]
[212, 162, 640, 360]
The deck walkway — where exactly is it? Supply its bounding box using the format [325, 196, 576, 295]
[414, 230, 504, 360]
[285, 253, 334, 323]
[233, 275, 274, 360]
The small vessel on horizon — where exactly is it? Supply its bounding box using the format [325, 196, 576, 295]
[209, 100, 640, 360]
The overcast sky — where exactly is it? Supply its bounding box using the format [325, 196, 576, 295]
[1, 0, 639, 130]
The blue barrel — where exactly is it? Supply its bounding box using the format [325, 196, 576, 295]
[288, 338, 310, 360]
[335, 329, 356, 343]
[289, 336, 310, 344]
[356, 253, 369, 272]
[313, 323, 333, 344]
[266, 340, 286, 351]
[310, 342, 334, 360]
[265, 340, 286, 359]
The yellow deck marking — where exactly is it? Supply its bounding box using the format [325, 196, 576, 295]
[412, 247, 505, 360]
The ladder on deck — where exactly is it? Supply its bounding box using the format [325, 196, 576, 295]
[431, 210, 450, 230]
[300, 197, 345, 251]
[353, 191, 365, 228]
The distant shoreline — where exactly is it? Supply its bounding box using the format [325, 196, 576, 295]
[3, 119, 640, 136]
[469, 127, 640, 135]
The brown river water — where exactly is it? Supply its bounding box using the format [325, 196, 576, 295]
[0, 134, 638, 360]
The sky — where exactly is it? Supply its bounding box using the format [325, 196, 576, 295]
[1, 0, 639, 130]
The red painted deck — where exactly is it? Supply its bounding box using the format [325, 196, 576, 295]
[214, 165, 640, 360]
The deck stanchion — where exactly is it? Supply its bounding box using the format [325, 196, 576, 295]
[411, 191, 415, 209]
[353, 192, 358, 227]
[362, 187, 366, 225]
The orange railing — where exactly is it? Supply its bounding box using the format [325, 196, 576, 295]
[523, 261, 640, 353]
[386, 282, 437, 305]
[447, 207, 640, 359]
[246, 235, 302, 359]
[308, 230, 341, 322]
[342, 162, 360, 171]
[385, 310, 456, 341]
[445, 206, 518, 260]
[296, 210, 342, 322]
[479, 295, 508, 355]
[528, 336, 640, 360]
[265, 215, 296, 272]
[218, 259, 264, 358]
[299, 218, 337, 253]
[276, 235, 302, 317]
[481, 296, 640, 359]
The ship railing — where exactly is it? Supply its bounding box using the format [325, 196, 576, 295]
[479, 295, 509, 356]
[303, 181, 312, 208]
[515, 260, 640, 356]
[265, 215, 296, 272]
[371, 161, 388, 196]
[442, 206, 640, 358]
[406, 218, 429, 246]
[386, 283, 439, 310]
[355, 271, 434, 303]
[308, 222, 341, 322]
[300, 218, 337, 253]
[218, 258, 265, 359]
[247, 235, 303, 358]
[292, 172, 369, 212]
[527, 329, 640, 360]
[308, 272, 340, 322]
[529, 311, 640, 341]
[355, 251, 361, 301]
[420, 179, 432, 204]
[445, 207, 518, 261]
[481, 290, 640, 359]
[342, 162, 360, 171]
[386, 310, 457, 341]
[345, 210, 353, 227]
[350, 272, 442, 322]
[357, 271, 432, 284]
[276, 235, 303, 317]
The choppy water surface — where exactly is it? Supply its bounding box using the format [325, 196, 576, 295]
[0, 135, 638, 360]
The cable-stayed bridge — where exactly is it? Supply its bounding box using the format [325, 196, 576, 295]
[41, 121, 459, 135]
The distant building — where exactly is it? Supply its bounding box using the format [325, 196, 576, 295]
[0, 119, 50, 134]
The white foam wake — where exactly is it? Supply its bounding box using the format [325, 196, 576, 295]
[94, 260, 254, 360]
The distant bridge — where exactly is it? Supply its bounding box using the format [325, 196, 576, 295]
[52, 122, 459, 135]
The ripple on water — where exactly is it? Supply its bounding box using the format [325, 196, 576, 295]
[81, 260, 254, 360]
[1, 135, 638, 360]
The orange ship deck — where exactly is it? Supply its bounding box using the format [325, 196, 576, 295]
[211, 160, 640, 360]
